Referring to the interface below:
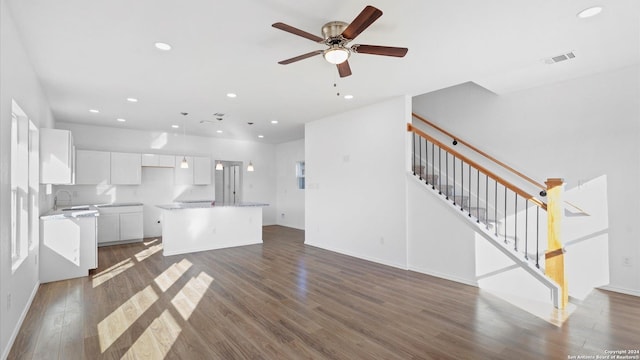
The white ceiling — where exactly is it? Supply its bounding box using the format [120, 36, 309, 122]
[6, 0, 639, 144]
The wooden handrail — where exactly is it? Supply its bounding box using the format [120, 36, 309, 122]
[412, 112, 547, 191]
[408, 123, 547, 211]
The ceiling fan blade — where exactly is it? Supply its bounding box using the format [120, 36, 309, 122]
[272, 22, 324, 43]
[341, 5, 383, 40]
[352, 44, 408, 57]
[337, 61, 352, 78]
[278, 50, 324, 65]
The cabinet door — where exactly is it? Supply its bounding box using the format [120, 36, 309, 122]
[120, 212, 143, 241]
[40, 129, 74, 184]
[193, 156, 212, 185]
[174, 156, 194, 185]
[111, 152, 141, 184]
[97, 213, 119, 244]
[157, 155, 175, 167]
[75, 150, 110, 185]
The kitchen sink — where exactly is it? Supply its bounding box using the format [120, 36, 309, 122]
[61, 206, 91, 211]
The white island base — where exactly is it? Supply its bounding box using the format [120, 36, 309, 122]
[159, 204, 265, 256]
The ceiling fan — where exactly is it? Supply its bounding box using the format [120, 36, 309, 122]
[272, 5, 408, 78]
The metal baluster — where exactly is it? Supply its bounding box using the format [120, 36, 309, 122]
[438, 147, 442, 195]
[536, 207, 540, 268]
[485, 174, 489, 229]
[431, 143, 435, 190]
[453, 155, 456, 206]
[468, 163, 472, 217]
[412, 133, 416, 176]
[514, 195, 518, 252]
[477, 168, 480, 223]
[460, 160, 464, 209]
[425, 138, 429, 184]
[445, 152, 449, 199]
[494, 180, 498, 237]
[504, 186, 508, 244]
[418, 136, 423, 180]
[525, 200, 529, 260]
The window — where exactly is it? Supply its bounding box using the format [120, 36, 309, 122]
[296, 161, 305, 190]
[11, 100, 33, 271]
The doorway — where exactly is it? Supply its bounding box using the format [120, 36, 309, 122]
[215, 161, 243, 204]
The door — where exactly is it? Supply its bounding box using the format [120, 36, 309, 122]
[216, 161, 242, 204]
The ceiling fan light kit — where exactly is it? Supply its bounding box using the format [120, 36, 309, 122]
[324, 46, 350, 64]
[272, 5, 408, 77]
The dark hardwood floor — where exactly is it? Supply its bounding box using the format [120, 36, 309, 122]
[8, 225, 640, 359]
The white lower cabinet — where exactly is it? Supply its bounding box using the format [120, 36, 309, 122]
[40, 215, 97, 283]
[97, 213, 119, 244]
[97, 205, 143, 245]
[120, 211, 144, 240]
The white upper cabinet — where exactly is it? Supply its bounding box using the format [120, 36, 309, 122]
[111, 152, 141, 184]
[174, 156, 194, 185]
[75, 150, 110, 185]
[40, 128, 74, 184]
[141, 154, 175, 168]
[193, 156, 212, 185]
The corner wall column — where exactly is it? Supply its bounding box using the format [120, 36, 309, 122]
[545, 178, 568, 309]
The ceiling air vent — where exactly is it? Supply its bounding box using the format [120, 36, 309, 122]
[544, 51, 576, 64]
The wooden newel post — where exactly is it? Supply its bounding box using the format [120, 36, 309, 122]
[545, 178, 568, 309]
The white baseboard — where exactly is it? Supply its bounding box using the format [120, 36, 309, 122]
[305, 242, 408, 270]
[599, 285, 640, 297]
[408, 264, 479, 288]
[2, 281, 40, 360]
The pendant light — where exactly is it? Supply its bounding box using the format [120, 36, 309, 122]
[215, 161, 223, 170]
[247, 161, 255, 172]
[180, 112, 189, 169]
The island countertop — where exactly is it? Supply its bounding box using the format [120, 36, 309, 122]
[156, 201, 269, 210]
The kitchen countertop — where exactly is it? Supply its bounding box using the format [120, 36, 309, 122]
[156, 201, 269, 210]
[40, 208, 99, 220]
[40, 202, 144, 220]
[94, 202, 143, 208]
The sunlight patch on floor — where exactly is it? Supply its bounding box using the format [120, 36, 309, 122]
[171, 272, 214, 320]
[483, 289, 577, 326]
[135, 242, 163, 262]
[92, 258, 134, 288]
[122, 310, 181, 358]
[97, 285, 159, 352]
[154, 259, 193, 292]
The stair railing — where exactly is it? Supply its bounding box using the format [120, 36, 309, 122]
[408, 122, 568, 309]
[412, 112, 548, 196]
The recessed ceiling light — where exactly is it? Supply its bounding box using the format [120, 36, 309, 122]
[126, 97, 138, 103]
[89, 109, 99, 113]
[117, 118, 126, 122]
[258, 135, 264, 139]
[216, 130, 223, 134]
[226, 93, 237, 98]
[344, 94, 354, 100]
[577, 6, 602, 18]
[171, 125, 179, 129]
[270, 120, 278, 124]
[154, 42, 172, 51]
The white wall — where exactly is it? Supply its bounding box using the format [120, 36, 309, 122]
[305, 96, 411, 269]
[0, 0, 56, 357]
[275, 139, 305, 229]
[412, 65, 640, 296]
[56, 122, 277, 237]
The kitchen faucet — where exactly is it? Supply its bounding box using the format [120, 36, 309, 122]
[54, 189, 72, 210]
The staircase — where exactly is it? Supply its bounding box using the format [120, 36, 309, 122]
[408, 114, 567, 309]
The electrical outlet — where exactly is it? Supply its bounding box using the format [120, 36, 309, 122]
[622, 257, 633, 267]
[35, 254, 38, 265]
[380, 236, 385, 245]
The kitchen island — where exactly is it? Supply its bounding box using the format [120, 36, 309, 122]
[157, 201, 269, 256]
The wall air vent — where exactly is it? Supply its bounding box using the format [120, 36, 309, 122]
[544, 51, 576, 64]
